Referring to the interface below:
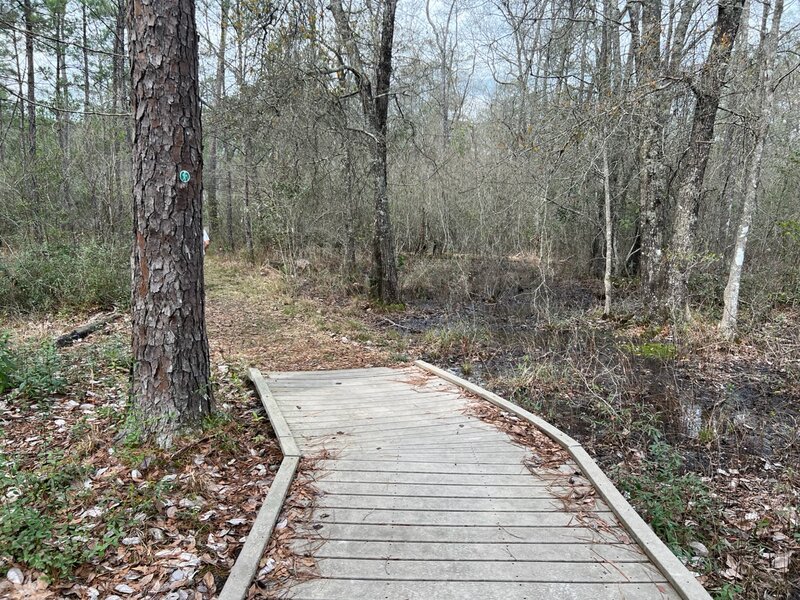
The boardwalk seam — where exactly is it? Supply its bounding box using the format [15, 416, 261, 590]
[414, 359, 711, 600]
[218, 368, 302, 600]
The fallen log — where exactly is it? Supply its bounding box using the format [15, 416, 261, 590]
[55, 312, 121, 348]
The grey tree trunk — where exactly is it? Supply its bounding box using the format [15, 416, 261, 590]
[206, 0, 229, 238]
[329, 0, 400, 303]
[637, 0, 667, 297]
[130, 0, 213, 448]
[666, 0, 745, 316]
[602, 137, 613, 316]
[23, 0, 36, 203]
[720, 0, 783, 338]
[224, 143, 235, 252]
[82, 2, 90, 112]
[243, 138, 255, 263]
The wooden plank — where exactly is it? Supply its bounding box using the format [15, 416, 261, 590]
[247, 368, 300, 457]
[316, 470, 551, 486]
[333, 452, 529, 464]
[314, 460, 530, 474]
[311, 508, 615, 527]
[285, 580, 680, 600]
[306, 495, 608, 513]
[291, 540, 648, 562]
[278, 400, 467, 415]
[414, 361, 581, 449]
[311, 484, 568, 500]
[310, 557, 666, 583]
[294, 523, 627, 544]
[268, 367, 409, 379]
[339, 441, 524, 452]
[294, 420, 492, 440]
[218, 456, 299, 600]
[285, 408, 464, 428]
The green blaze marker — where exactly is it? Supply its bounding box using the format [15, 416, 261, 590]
[179, 170, 191, 183]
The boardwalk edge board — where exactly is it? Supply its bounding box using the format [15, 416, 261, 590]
[413, 359, 712, 600]
[218, 369, 303, 600]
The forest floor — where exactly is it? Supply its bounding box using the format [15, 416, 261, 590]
[0, 254, 798, 600]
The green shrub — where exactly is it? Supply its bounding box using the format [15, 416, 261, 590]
[0, 334, 65, 401]
[0, 453, 96, 578]
[0, 242, 129, 314]
[0, 332, 16, 394]
[615, 439, 718, 555]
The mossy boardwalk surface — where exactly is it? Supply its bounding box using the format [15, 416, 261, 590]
[254, 366, 701, 599]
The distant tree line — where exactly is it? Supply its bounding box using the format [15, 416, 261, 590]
[1, 0, 799, 337]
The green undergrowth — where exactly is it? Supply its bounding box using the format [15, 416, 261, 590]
[614, 438, 720, 558]
[0, 333, 65, 401]
[0, 242, 129, 314]
[0, 449, 152, 579]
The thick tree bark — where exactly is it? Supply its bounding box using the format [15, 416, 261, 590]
[206, 0, 229, 238]
[130, 0, 213, 447]
[720, 0, 783, 338]
[666, 0, 745, 316]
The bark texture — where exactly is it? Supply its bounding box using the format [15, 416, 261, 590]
[329, 0, 400, 304]
[720, 0, 783, 337]
[637, 0, 667, 296]
[130, 0, 213, 447]
[666, 0, 745, 316]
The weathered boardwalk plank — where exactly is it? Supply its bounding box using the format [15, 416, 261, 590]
[248, 366, 709, 600]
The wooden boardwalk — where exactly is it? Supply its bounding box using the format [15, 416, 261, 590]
[247, 364, 710, 600]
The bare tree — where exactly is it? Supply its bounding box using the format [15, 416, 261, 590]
[666, 0, 746, 316]
[329, 0, 400, 303]
[130, 0, 213, 447]
[206, 0, 229, 238]
[720, 0, 784, 337]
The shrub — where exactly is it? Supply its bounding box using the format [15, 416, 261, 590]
[0, 242, 129, 314]
[614, 439, 718, 555]
[0, 334, 66, 402]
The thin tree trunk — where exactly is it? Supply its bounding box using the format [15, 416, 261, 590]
[82, 2, 90, 112]
[206, 0, 229, 238]
[243, 139, 255, 263]
[225, 143, 235, 251]
[720, 0, 783, 338]
[130, 0, 213, 448]
[666, 0, 746, 316]
[55, 6, 71, 213]
[23, 0, 37, 203]
[602, 137, 613, 316]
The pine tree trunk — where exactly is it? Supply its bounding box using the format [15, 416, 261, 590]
[130, 0, 213, 448]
